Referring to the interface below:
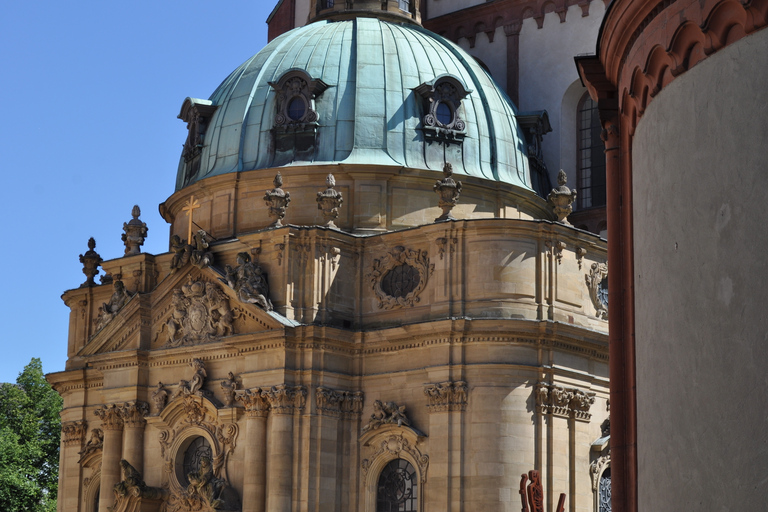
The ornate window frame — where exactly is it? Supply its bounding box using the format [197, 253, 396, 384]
[269, 68, 329, 132]
[590, 456, 611, 512]
[178, 98, 218, 187]
[366, 246, 434, 310]
[82, 463, 101, 512]
[415, 75, 471, 143]
[360, 424, 429, 512]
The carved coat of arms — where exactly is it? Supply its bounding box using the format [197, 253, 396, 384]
[166, 278, 234, 347]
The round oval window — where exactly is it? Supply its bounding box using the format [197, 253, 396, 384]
[287, 97, 306, 121]
[381, 264, 420, 298]
[179, 436, 212, 486]
[435, 102, 452, 126]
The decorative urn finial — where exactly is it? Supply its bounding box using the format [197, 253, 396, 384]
[547, 170, 577, 224]
[121, 205, 148, 256]
[264, 172, 291, 228]
[316, 173, 343, 228]
[433, 162, 463, 222]
[79, 237, 103, 287]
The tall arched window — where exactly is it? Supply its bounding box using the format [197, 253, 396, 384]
[377, 458, 418, 512]
[598, 467, 611, 512]
[577, 93, 606, 209]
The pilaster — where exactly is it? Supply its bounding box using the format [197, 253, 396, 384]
[95, 404, 124, 512]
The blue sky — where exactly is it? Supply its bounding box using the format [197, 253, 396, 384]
[0, 1, 276, 382]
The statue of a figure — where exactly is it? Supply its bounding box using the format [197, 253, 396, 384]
[190, 230, 214, 269]
[79, 428, 103, 459]
[205, 284, 234, 336]
[362, 399, 411, 432]
[169, 359, 208, 402]
[187, 456, 225, 508]
[94, 280, 133, 331]
[169, 234, 192, 273]
[220, 372, 239, 407]
[152, 382, 168, 414]
[114, 459, 145, 498]
[225, 252, 273, 311]
[122, 205, 148, 256]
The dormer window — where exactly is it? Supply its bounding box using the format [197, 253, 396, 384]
[415, 75, 471, 143]
[178, 98, 218, 187]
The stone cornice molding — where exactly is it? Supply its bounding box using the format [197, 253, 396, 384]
[120, 401, 149, 428]
[535, 382, 596, 421]
[61, 420, 88, 445]
[316, 387, 365, 418]
[235, 388, 271, 418]
[423, 381, 468, 412]
[95, 403, 124, 430]
[264, 384, 307, 415]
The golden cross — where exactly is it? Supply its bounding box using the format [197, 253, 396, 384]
[181, 195, 201, 242]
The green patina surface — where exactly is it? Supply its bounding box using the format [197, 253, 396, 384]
[176, 17, 531, 191]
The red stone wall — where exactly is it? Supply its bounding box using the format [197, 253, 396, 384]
[268, 0, 296, 42]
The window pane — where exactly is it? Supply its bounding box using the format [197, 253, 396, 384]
[377, 458, 418, 512]
[436, 102, 452, 126]
[288, 97, 306, 121]
[576, 93, 606, 209]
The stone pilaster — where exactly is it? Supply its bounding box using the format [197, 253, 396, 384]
[265, 385, 306, 512]
[60, 420, 87, 512]
[237, 388, 270, 512]
[120, 401, 148, 473]
[95, 404, 124, 512]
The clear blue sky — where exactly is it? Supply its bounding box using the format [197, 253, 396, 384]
[0, 1, 277, 383]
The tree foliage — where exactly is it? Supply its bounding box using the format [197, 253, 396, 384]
[0, 358, 62, 512]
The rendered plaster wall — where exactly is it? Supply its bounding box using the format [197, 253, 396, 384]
[632, 28, 768, 510]
[518, 1, 604, 185]
[426, 0, 486, 19]
[457, 26, 507, 91]
[295, 0, 310, 26]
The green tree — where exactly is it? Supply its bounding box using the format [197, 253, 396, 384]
[0, 358, 62, 512]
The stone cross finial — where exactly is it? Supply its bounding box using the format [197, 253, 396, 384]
[79, 238, 102, 287]
[122, 205, 148, 256]
[264, 171, 291, 228]
[547, 169, 577, 224]
[433, 162, 463, 222]
[317, 173, 343, 228]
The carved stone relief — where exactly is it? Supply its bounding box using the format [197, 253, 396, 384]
[122, 205, 148, 256]
[62, 420, 88, 446]
[169, 359, 209, 403]
[367, 246, 434, 309]
[590, 454, 611, 492]
[79, 428, 103, 462]
[535, 382, 595, 421]
[165, 279, 234, 347]
[112, 459, 165, 510]
[224, 252, 273, 311]
[95, 403, 124, 430]
[264, 384, 308, 415]
[152, 382, 168, 414]
[220, 372, 240, 407]
[93, 279, 134, 333]
[361, 434, 429, 484]
[362, 400, 414, 433]
[423, 381, 468, 412]
[235, 388, 270, 418]
[585, 262, 608, 320]
[121, 401, 149, 428]
[316, 387, 364, 418]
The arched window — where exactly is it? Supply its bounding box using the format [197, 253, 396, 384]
[377, 458, 418, 512]
[181, 436, 212, 486]
[577, 93, 606, 209]
[598, 467, 611, 512]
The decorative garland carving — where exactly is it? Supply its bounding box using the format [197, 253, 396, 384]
[62, 420, 88, 446]
[367, 246, 434, 310]
[361, 434, 430, 484]
[316, 387, 364, 418]
[585, 262, 608, 320]
[423, 381, 468, 412]
[535, 382, 595, 421]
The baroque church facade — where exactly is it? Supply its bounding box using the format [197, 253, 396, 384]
[49, 1, 614, 512]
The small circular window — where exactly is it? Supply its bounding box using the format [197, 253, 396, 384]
[435, 102, 452, 126]
[179, 436, 212, 486]
[287, 97, 306, 121]
[381, 264, 420, 298]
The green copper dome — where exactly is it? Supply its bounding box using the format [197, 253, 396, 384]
[176, 17, 531, 191]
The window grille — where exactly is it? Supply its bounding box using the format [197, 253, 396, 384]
[377, 458, 418, 512]
[577, 93, 606, 209]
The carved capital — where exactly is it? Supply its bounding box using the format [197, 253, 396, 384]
[121, 401, 149, 428]
[95, 404, 124, 430]
[265, 385, 307, 415]
[423, 381, 468, 412]
[316, 387, 364, 418]
[61, 420, 88, 445]
[503, 21, 523, 37]
[535, 382, 595, 421]
[236, 388, 271, 418]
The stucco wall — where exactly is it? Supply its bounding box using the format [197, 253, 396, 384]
[426, 0, 486, 19]
[518, 2, 604, 184]
[632, 28, 768, 510]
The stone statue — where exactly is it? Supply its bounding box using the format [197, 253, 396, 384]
[433, 162, 462, 222]
[114, 459, 145, 497]
[79, 237, 102, 287]
[186, 456, 233, 509]
[170, 359, 207, 402]
[264, 172, 291, 227]
[224, 252, 273, 311]
[169, 234, 192, 273]
[94, 280, 133, 331]
[205, 284, 235, 337]
[362, 399, 411, 433]
[190, 230, 214, 269]
[220, 372, 239, 407]
[316, 173, 343, 228]
[547, 170, 577, 224]
[152, 382, 168, 414]
[122, 205, 148, 256]
[78, 428, 103, 460]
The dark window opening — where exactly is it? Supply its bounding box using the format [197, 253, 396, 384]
[288, 97, 306, 121]
[435, 102, 452, 126]
[377, 458, 418, 512]
[599, 467, 611, 512]
[182, 436, 212, 486]
[577, 93, 606, 209]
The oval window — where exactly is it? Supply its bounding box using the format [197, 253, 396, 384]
[435, 102, 452, 126]
[381, 264, 420, 298]
[287, 97, 306, 121]
[180, 436, 212, 486]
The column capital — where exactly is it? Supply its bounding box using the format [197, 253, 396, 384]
[120, 401, 149, 428]
[61, 420, 88, 446]
[423, 381, 468, 413]
[265, 384, 307, 415]
[95, 403, 124, 430]
[236, 388, 271, 418]
[503, 21, 523, 37]
[316, 387, 364, 418]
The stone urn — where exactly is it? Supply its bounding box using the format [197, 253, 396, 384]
[547, 170, 577, 224]
[433, 162, 462, 222]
